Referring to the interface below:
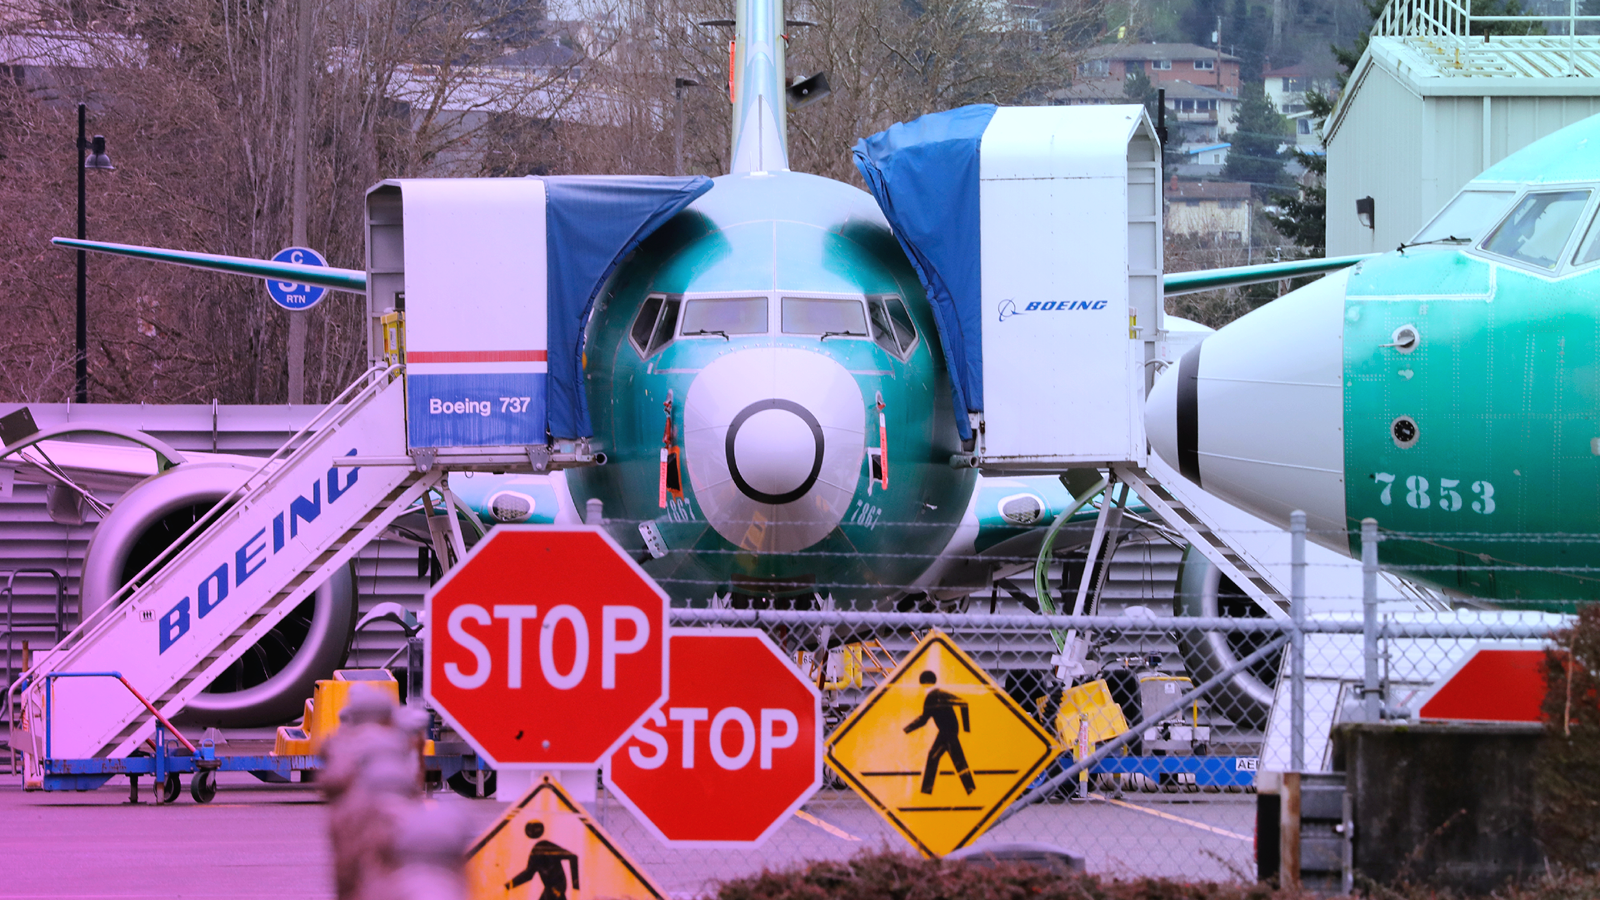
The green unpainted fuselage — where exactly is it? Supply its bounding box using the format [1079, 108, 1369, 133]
[1343, 242, 1600, 607]
[1339, 120, 1600, 607]
[564, 170, 976, 607]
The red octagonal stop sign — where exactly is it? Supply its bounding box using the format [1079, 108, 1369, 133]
[424, 526, 668, 768]
[605, 629, 822, 846]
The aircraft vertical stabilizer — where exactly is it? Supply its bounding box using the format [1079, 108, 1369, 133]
[730, 0, 789, 173]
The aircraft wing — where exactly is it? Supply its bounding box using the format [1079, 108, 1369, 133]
[58, 237, 1373, 303]
[1164, 253, 1377, 297]
[56, 238, 1369, 301]
[52, 238, 367, 293]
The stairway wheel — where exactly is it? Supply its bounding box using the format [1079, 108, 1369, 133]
[191, 769, 217, 804]
[159, 772, 182, 804]
[447, 768, 497, 799]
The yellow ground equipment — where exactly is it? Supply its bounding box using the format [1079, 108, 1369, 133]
[795, 640, 897, 691]
[273, 669, 400, 756]
[1053, 678, 1131, 749]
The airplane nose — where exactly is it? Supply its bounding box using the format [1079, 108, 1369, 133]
[1146, 270, 1351, 542]
[684, 348, 865, 553]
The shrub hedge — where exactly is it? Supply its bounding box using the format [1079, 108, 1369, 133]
[712, 850, 1600, 900]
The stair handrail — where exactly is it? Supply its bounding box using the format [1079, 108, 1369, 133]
[31, 671, 197, 758]
[2, 567, 68, 759]
[18, 365, 401, 688]
[2, 567, 68, 677]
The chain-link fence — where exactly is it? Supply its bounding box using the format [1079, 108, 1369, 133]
[554, 516, 1574, 897]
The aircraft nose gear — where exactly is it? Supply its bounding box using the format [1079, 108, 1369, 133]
[683, 348, 866, 553]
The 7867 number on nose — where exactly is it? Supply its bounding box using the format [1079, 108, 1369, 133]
[424, 526, 670, 768]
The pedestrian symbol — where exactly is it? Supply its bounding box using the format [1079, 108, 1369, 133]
[905, 670, 975, 795]
[826, 630, 1061, 858]
[465, 776, 665, 900]
[507, 822, 578, 899]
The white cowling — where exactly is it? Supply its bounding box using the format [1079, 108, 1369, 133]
[79, 461, 356, 727]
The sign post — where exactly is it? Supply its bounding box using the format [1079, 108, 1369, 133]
[268, 246, 328, 406]
[424, 526, 669, 768]
[605, 629, 823, 846]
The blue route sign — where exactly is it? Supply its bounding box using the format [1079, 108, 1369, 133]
[266, 247, 330, 311]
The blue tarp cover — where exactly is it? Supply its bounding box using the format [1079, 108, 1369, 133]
[853, 105, 995, 441]
[539, 175, 713, 439]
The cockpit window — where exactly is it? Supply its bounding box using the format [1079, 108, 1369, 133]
[782, 297, 868, 337]
[681, 297, 767, 336]
[1572, 212, 1600, 267]
[631, 295, 662, 351]
[1412, 190, 1515, 244]
[867, 295, 918, 359]
[629, 294, 681, 358]
[651, 298, 680, 349]
[885, 297, 918, 354]
[1481, 190, 1592, 269]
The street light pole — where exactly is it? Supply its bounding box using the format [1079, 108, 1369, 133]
[75, 103, 114, 405]
[674, 77, 699, 177]
[76, 103, 87, 404]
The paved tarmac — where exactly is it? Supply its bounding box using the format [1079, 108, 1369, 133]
[0, 772, 333, 900]
[0, 774, 1256, 899]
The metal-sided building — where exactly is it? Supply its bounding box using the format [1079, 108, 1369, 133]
[1326, 0, 1600, 255]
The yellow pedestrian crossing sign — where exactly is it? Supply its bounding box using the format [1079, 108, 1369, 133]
[464, 776, 666, 900]
[825, 630, 1061, 858]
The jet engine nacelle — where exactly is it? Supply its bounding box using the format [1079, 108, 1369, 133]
[80, 461, 356, 727]
[1173, 547, 1277, 730]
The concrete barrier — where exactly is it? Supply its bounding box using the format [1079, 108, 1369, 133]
[1335, 721, 1544, 893]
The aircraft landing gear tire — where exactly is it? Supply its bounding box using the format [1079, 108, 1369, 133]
[191, 769, 217, 804]
[159, 773, 182, 804]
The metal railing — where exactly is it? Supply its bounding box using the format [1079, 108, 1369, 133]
[1, 567, 67, 773]
[1372, 0, 1600, 77]
[1374, 0, 1600, 38]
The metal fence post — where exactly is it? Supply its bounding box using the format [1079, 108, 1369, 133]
[1290, 510, 1306, 772]
[1361, 518, 1381, 720]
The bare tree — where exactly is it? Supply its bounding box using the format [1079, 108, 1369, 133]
[0, 0, 592, 404]
[0, 0, 1110, 404]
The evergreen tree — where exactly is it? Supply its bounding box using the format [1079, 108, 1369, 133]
[1266, 90, 1332, 253]
[1227, 0, 1271, 82]
[1181, 0, 1225, 48]
[1221, 83, 1289, 194]
[1331, 0, 1387, 82]
[1124, 70, 1159, 119]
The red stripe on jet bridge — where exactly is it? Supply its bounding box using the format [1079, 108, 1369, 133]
[407, 350, 548, 363]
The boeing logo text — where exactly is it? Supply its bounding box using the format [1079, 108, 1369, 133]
[158, 450, 362, 653]
[1022, 300, 1108, 312]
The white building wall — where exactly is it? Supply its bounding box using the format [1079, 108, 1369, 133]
[1329, 48, 1600, 255]
[1167, 203, 1250, 237]
[1489, 95, 1600, 162]
[1327, 65, 1425, 255]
